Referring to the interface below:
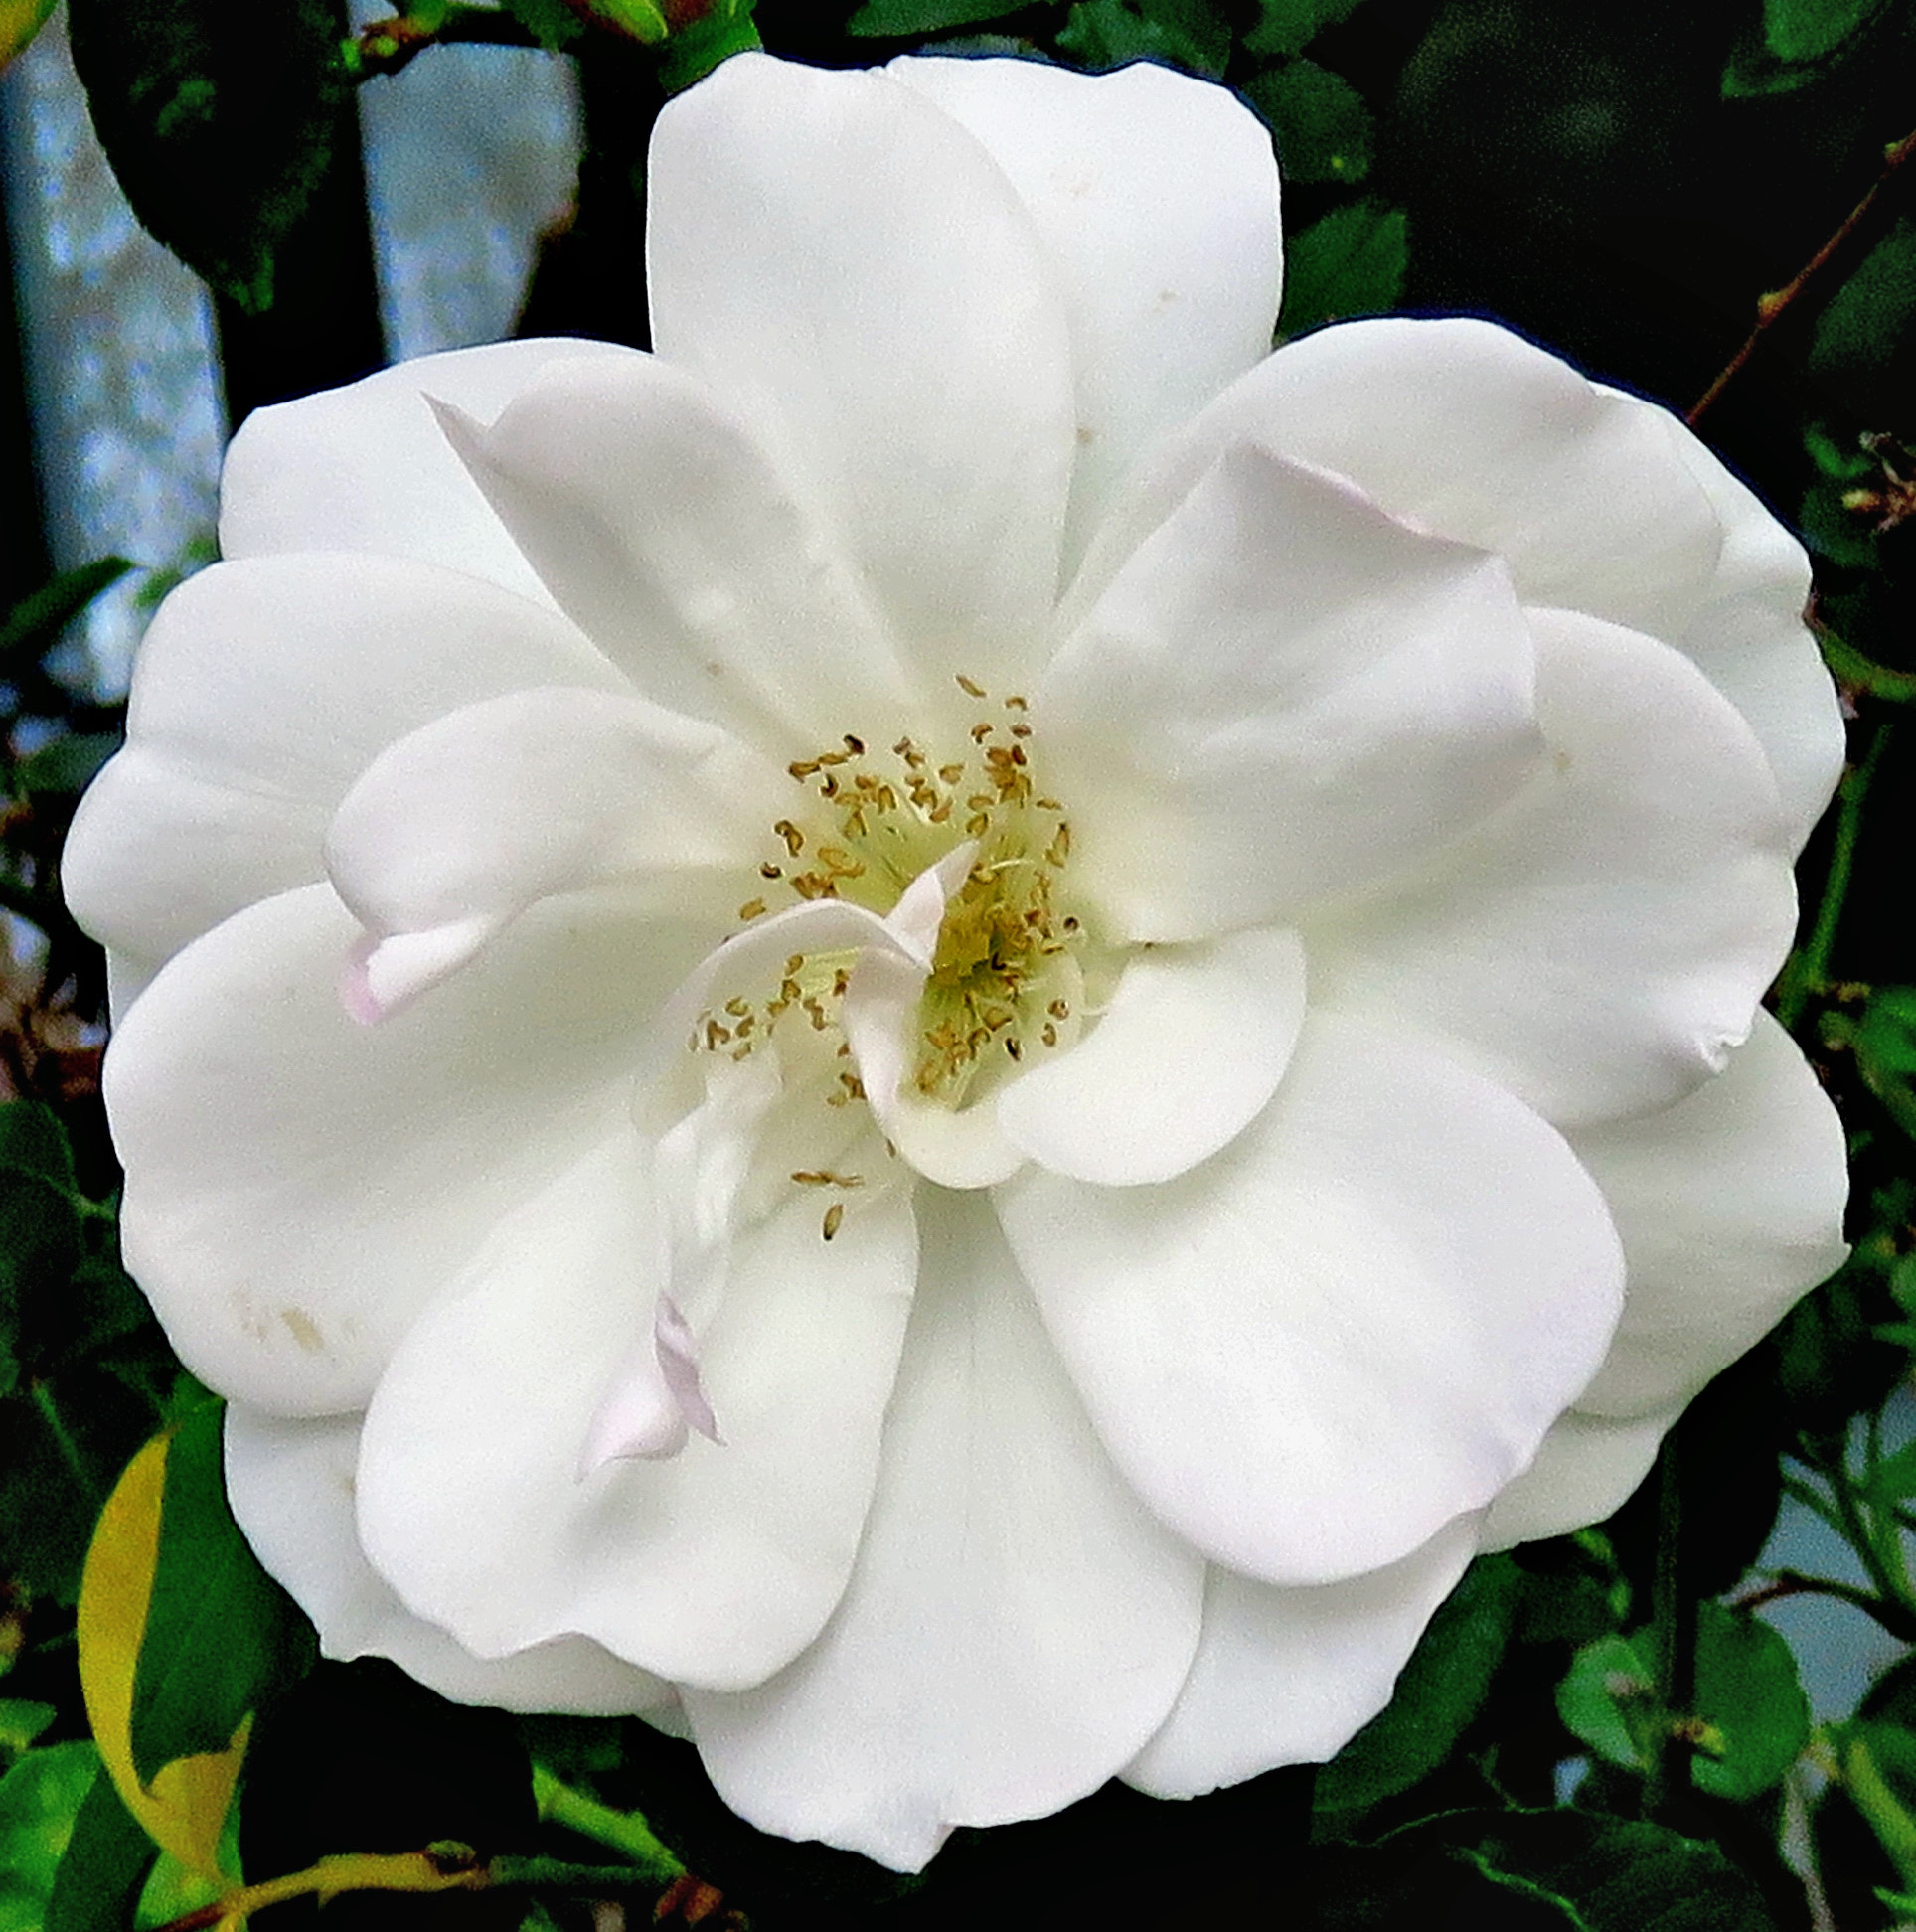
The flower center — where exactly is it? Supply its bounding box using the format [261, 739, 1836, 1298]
[702, 676, 1085, 1110]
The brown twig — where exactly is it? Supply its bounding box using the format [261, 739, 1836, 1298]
[1687, 123, 1916, 426]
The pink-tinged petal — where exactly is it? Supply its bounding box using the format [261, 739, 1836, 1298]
[356, 1129, 917, 1691]
[104, 883, 703, 1415]
[648, 52, 1074, 686]
[890, 55, 1280, 563]
[1569, 1013, 1847, 1419]
[225, 1406, 672, 1716]
[433, 354, 921, 754]
[995, 1012, 1624, 1586]
[219, 338, 637, 600]
[1038, 444, 1539, 941]
[1480, 1406, 1680, 1550]
[997, 925, 1307, 1186]
[1070, 316, 1722, 644]
[1124, 1514, 1482, 1799]
[324, 687, 778, 1016]
[1310, 609, 1797, 1129]
[682, 1190, 1203, 1873]
[63, 554, 624, 1011]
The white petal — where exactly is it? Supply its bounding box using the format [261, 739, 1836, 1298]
[355, 1128, 917, 1690]
[433, 354, 920, 754]
[995, 1011, 1624, 1586]
[648, 53, 1074, 685]
[1070, 316, 1722, 642]
[1124, 1514, 1482, 1799]
[682, 1190, 1203, 1873]
[997, 925, 1306, 1185]
[324, 687, 778, 1016]
[1662, 426, 1843, 849]
[104, 883, 701, 1415]
[889, 55, 1280, 563]
[63, 555, 623, 1009]
[1311, 608, 1797, 1129]
[1569, 1013, 1847, 1418]
[219, 338, 638, 601]
[1038, 444, 1539, 940]
[1480, 1406, 1679, 1549]
[225, 1405, 671, 1715]
[839, 848, 1024, 1190]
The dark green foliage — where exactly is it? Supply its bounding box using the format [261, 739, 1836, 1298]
[42, 1763, 153, 1932]
[1277, 201, 1408, 335]
[65, 0, 353, 312]
[240, 1661, 538, 1929]
[127, 1401, 315, 1785]
[846, 0, 1030, 33]
[1317, 1555, 1526, 1819]
[1054, 0, 1231, 76]
[1318, 1811, 1783, 1931]
[1246, 58, 1373, 182]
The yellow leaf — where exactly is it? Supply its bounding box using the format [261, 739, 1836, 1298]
[77, 1432, 247, 1879]
[0, 0, 54, 67]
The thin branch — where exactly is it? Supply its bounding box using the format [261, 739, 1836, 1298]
[1688, 123, 1916, 426]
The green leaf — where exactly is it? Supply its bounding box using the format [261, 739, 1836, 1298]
[43, 1766, 152, 1932]
[1556, 1606, 1809, 1802]
[1244, 0, 1366, 59]
[1854, 985, 1916, 1143]
[0, 1711, 54, 1764]
[0, 562, 132, 671]
[497, 0, 586, 49]
[655, 1, 762, 94]
[1316, 1553, 1524, 1816]
[64, 0, 351, 310]
[128, 1402, 314, 1787]
[14, 735, 122, 802]
[0, 1108, 75, 1195]
[0, 1165, 83, 1403]
[847, 0, 1023, 33]
[1055, 0, 1230, 78]
[1811, 217, 1916, 398]
[1557, 1631, 1662, 1772]
[1244, 58, 1372, 184]
[0, 1745, 97, 1932]
[1317, 1810, 1780, 1932]
[1764, 0, 1881, 63]
[1277, 200, 1406, 336]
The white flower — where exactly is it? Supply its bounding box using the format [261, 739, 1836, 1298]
[65, 50, 1848, 1872]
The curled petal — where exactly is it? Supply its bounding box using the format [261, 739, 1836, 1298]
[325, 687, 779, 1017]
[996, 925, 1307, 1186]
[996, 1011, 1624, 1586]
[1039, 443, 1540, 940]
[1479, 1406, 1680, 1550]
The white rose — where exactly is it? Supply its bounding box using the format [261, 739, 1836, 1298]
[64, 50, 1849, 1872]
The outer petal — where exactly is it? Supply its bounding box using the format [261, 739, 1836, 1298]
[996, 925, 1307, 1186]
[63, 554, 624, 1008]
[1663, 429, 1844, 849]
[355, 1129, 918, 1691]
[324, 687, 779, 1016]
[225, 1406, 672, 1715]
[104, 883, 703, 1416]
[682, 1190, 1203, 1872]
[1123, 1514, 1482, 1799]
[1038, 443, 1539, 941]
[434, 353, 921, 754]
[648, 53, 1075, 687]
[1070, 317, 1834, 840]
[1070, 316, 1721, 642]
[889, 55, 1280, 563]
[1309, 609, 1797, 1129]
[1569, 1012, 1847, 1418]
[219, 338, 636, 602]
[995, 1011, 1625, 1586]
[1479, 1406, 1679, 1550]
